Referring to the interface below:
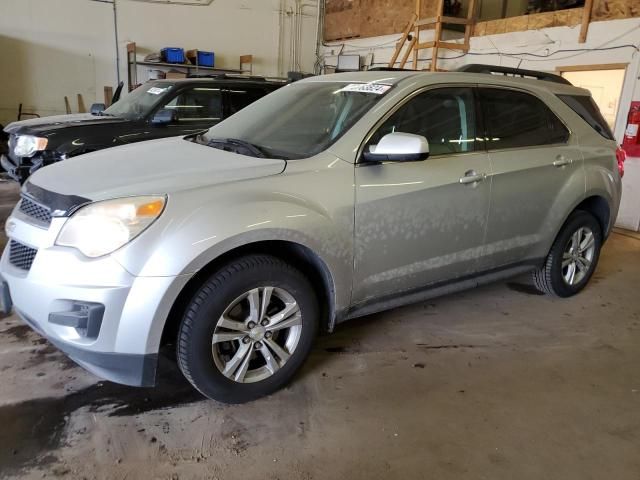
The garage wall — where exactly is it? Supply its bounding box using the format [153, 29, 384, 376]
[322, 17, 640, 141]
[0, 0, 320, 126]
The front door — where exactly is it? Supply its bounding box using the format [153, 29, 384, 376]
[352, 87, 492, 305]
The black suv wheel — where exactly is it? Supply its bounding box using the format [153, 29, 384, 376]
[177, 255, 319, 403]
[533, 210, 602, 297]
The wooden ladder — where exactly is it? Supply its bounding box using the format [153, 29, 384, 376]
[388, 0, 476, 71]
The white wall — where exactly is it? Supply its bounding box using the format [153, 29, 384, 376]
[0, 0, 320, 126]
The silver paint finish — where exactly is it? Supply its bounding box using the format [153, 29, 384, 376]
[0, 71, 622, 386]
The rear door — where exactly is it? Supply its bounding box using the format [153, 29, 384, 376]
[477, 87, 584, 269]
[352, 86, 492, 304]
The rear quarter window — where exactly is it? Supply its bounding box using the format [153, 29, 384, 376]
[557, 94, 615, 141]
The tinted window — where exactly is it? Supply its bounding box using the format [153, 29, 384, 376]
[204, 82, 390, 160]
[104, 82, 176, 120]
[368, 87, 479, 156]
[226, 87, 267, 116]
[557, 94, 615, 140]
[480, 88, 569, 149]
[162, 87, 222, 121]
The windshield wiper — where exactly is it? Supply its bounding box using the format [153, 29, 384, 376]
[205, 138, 267, 158]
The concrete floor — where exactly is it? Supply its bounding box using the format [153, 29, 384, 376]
[1, 181, 639, 479]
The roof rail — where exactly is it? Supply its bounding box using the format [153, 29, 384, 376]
[368, 67, 414, 71]
[456, 64, 572, 85]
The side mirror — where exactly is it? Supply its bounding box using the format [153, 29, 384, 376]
[151, 108, 178, 125]
[363, 132, 429, 163]
[90, 103, 106, 115]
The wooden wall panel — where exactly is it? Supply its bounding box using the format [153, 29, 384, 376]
[325, 0, 639, 41]
[472, 7, 608, 36]
[324, 0, 440, 41]
[324, 0, 361, 41]
[593, 0, 640, 20]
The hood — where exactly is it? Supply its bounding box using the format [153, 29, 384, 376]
[4, 114, 127, 137]
[28, 136, 287, 200]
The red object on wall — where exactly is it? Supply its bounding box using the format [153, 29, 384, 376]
[616, 146, 626, 178]
[623, 101, 640, 157]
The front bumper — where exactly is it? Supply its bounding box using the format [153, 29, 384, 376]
[0, 209, 188, 387]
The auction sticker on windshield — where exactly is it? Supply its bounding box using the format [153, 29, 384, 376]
[339, 83, 392, 95]
[147, 87, 168, 95]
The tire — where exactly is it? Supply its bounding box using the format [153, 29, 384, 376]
[177, 254, 319, 403]
[533, 210, 602, 297]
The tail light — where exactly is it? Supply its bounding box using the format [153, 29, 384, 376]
[616, 147, 626, 178]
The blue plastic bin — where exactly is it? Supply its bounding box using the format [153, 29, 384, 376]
[196, 51, 215, 67]
[161, 48, 185, 64]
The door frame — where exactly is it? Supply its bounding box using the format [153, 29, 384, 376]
[555, 63, 629, 139]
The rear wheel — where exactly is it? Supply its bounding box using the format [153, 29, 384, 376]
[533, 210, 602, 297]
[177, 255, 318, 403]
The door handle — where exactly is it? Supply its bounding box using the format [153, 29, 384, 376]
[459, 170, 487, 185]
[553, 156, 573, 167]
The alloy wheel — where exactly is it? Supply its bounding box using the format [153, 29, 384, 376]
[561, 226, 596, 286]
[211, 287, 302, 383]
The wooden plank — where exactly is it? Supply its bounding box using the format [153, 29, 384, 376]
[399, 36, 417, 69]
[416, 41, 436, 50]
[527, 11, 555, 30]
[473, 21, 486, 36]
[104, 86, 113, 107]
[437, 42, 470, 51]
[64, 96, 71, 114]
[430, 0, 445, 71]
[555, 63, 629, 72]
[388, 13, 418, 67]
[463, 0, 477, 45]
[593, 0, 638, 21]
[324, 0, 361, 41]
[413, 0, 420, 70]
[579, 0, 594, 43]
[415, 16, 437, 27]
[440, 15, 471, 25]
[504, 14, 529, 32]
[77, 94, 86, 113]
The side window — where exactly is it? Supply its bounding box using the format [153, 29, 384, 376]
[162, 87, 222, 121]
[226, 87, 267, 116]
[557, 94, 614, 140]
[480, 88, 569, 149]
[367, 87, 478, 156]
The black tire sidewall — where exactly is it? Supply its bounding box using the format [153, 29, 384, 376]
[178, 256, 319, 403]
[549, 211, 602, 297]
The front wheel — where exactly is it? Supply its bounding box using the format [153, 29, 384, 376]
[177, 255, 319, 403]
[533, 210, 602, 297]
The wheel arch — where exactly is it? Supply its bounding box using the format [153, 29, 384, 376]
[159, 239, 338, 349]
[574, 195, 611, 238]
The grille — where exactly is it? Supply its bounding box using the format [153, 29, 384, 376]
[9, 240, 37, 271]
[19, 196, 52, 225]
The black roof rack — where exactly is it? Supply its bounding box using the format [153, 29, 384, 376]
[186, 73, 288, 83]
[456, 64, 572, 85]
[367, 67, 414, 71]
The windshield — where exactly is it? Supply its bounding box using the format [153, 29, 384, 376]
[104, 82, 175, 120]
[202, 81, 392, 159]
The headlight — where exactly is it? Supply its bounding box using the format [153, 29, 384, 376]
[56, 196, 166, 258]
[14, 135, 48, 157]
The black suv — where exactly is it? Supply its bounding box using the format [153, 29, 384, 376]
[1, 75, 286, 183]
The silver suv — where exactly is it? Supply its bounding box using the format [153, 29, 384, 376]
[0, 66, 622, 403]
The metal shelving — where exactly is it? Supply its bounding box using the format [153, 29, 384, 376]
[126, 42, 242, 91]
